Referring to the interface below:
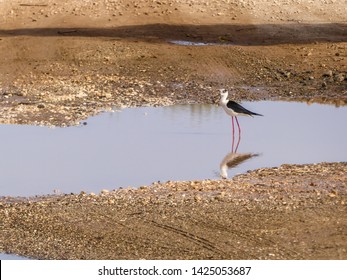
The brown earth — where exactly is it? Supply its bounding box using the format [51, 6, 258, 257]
[0, 0, 346, 126]
[0, 0, 346, 260]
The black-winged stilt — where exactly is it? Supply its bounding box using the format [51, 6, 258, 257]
[219, 89, 263, 151]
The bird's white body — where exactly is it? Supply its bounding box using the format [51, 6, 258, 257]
[219, 89, 251, 117]
[219, 89, 262, 117]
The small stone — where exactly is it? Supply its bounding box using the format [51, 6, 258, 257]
[37, 104, 45, 109]
[334, 73, 345, 82]
[322, 70, 333, 77]
[194, 195, 202, 202]
[219, 191, 226, 197]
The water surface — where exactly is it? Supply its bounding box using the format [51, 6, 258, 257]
[169, 40, 226, 46]
[1, 101, 346, 197]
[0, 253, 30, 260]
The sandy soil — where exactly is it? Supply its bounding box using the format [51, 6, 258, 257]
[0, 0, 346, 260]
[1, 163, 346, 260]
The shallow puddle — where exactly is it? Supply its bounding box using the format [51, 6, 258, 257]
[169, 40, 231, 46]
[0, 253, 30, 260]
[1, 101, 346, 197]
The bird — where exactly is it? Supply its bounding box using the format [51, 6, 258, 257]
[219, 88, 263, 136]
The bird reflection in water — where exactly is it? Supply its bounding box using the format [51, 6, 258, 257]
[220, 150, 259, 179]
[219, 122, 259, 179]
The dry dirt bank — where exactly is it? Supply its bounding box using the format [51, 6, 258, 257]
[0, 0, 346, 126]
[1, 162, 346, 260]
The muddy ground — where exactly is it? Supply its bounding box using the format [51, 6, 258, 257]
[0, 0, 346, 259]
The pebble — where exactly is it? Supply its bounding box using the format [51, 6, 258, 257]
[334, 73, 345, 82]
[322, 70, 333, 77]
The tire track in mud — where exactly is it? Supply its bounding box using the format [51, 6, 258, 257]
[174, 215, 258, 259]
[150, 220, 226, 257]
[190, 215, 302, 259]
[201, 55, 238, 84]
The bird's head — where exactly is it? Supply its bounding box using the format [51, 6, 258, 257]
[219, 88, 228, 94]
[219, 89, 229, 99]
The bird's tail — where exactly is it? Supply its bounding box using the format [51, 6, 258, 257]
[252, 112, 263, 117]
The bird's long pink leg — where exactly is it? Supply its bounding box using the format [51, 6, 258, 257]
[231, 116, 235, 152]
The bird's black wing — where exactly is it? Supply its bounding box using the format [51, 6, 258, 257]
[226, 100, 263, 116]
